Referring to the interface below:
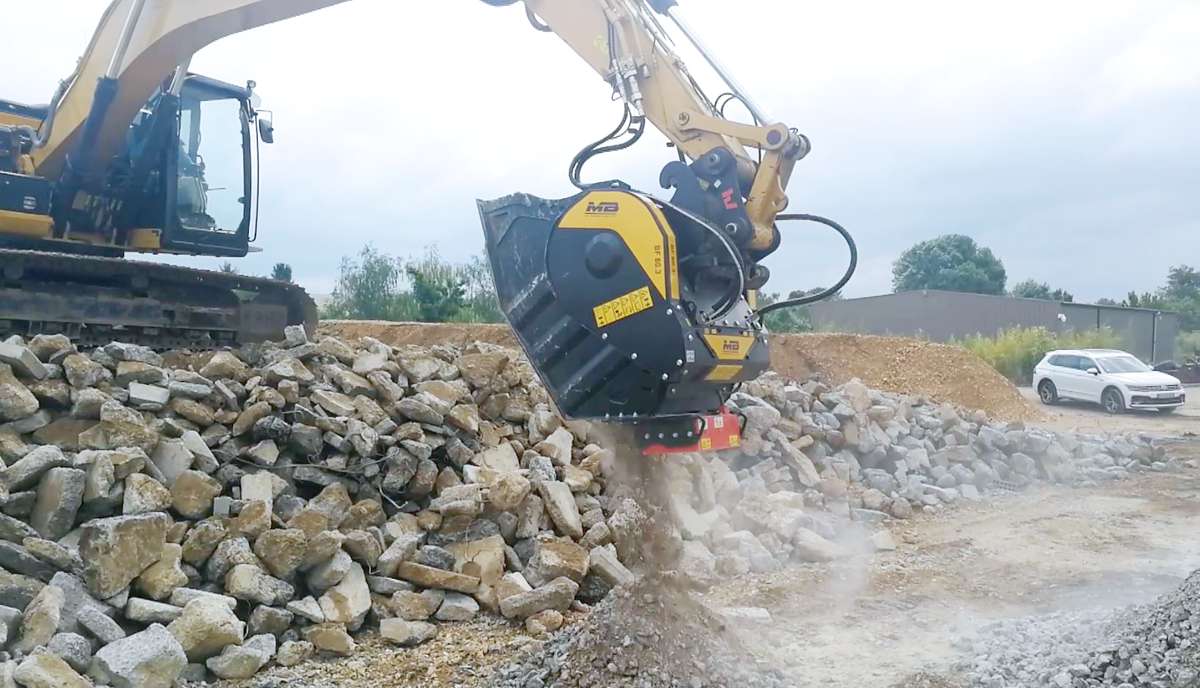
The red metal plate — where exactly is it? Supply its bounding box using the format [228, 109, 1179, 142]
[640, 408, 742, 456]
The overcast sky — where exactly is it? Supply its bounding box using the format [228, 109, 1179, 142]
[4, 0, 1197, 301]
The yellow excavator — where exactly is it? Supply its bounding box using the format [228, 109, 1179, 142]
[0, 0, 855, 452]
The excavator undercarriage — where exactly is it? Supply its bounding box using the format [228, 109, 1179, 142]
[0, 248, 315, 348]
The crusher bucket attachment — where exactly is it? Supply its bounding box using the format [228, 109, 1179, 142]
[478, 189, 770, 451]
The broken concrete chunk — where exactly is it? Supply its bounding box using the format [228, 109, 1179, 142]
[90, 622, 187, 688]
[78, 512, 169, 598]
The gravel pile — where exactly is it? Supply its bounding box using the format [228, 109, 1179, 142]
[1087, 569, 1200, 687]
[961, 570, 1200, 688]
[957, 609, 1115, 687]
[769, 333, 1037, 421]
[489, 576, 789, 688]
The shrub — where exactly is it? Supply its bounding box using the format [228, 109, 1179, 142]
[958, 326, 1122, 384]
[320, 245, 502, 324]
[1178, 331, 1200, 361]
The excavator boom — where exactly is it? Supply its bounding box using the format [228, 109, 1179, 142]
[0, 0, 847, 447]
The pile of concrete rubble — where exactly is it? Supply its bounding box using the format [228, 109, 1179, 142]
[0, 329, 1168, 687]
[654, 372, 1169, 585]
[0, 329, 635, 686]
[482, 374, 1171, 688]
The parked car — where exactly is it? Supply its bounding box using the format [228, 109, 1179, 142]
[1033, 348, 1186, 414]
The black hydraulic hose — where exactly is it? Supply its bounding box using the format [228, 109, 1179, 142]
[756, 213, 857, 317]
[656, 197, 745, 320]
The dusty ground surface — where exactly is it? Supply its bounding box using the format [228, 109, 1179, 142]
[706, 443, 1200, 687]
[321, 323, 1033, 421]
[1019, 385, 1199, 435]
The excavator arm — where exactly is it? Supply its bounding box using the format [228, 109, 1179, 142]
[489, 0, 812, 262]
[523, 0, 807, 252]
[30, 0, 805, 253]
[4, 0, 847, 450]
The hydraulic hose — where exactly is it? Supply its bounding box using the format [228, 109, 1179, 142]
[756, 213, 857, 317]
[657, 197, 746, 321]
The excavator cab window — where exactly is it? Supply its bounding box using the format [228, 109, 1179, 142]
[160, 76, 253, 256]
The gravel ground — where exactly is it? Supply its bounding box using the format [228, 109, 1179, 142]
[956, 609, 1117, 686]
[1020, 385, 1200, 434]
[214, 617, 528, 688]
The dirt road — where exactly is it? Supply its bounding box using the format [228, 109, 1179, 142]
[1019, 385, 1199, 434]
[707, 441, 1200, 687]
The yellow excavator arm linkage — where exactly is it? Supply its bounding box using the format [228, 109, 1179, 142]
[29, 0, 802, 250]
[526, 0, 804, 249]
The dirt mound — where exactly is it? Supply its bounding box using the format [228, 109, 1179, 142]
[488, 578, 788, 688]
[320, 322, 1035, 421]
[321, 320, 517, 348]
[771, 333, 1036, 421]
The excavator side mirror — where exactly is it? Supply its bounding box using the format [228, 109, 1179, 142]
[257, 117, 274, 144]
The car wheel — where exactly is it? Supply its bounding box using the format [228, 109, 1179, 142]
[1102, 388, 1125, 415]
[1158, 407, 1177, 415]
[1037, 380, 1058, 405]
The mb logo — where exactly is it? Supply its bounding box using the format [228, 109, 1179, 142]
[585, 201, 619, 214]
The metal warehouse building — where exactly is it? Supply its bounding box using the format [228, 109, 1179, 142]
[809, 290, 1179, 363]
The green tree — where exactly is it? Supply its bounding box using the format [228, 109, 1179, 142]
[1178, 331, 1200, 359]
[1121, 265, 1199, 332]
[459, 255, 505, 323]
[218, 261, 239, 275]
[1164, 265, 1200, 300]
[271, 263, 293, 282]
[321, 245, 414, 321]
[760, 288, 841, 333]
[892, 234, 1006, 295]
[320, 244, 503, 323]
[1095, 298, 1119, 306]
[1011, 279, 1073, 302]
[405, 249, 467, 322]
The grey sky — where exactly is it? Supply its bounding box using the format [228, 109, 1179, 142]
[4, 0, 1197, 301]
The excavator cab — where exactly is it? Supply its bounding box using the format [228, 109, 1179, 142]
[157, 75, 257, 257]
[0, 72, 315, 348]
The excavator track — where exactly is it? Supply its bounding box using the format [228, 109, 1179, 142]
[0, 249, 316, 349]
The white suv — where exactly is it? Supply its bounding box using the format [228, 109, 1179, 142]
[1033, 348, 1186, 414]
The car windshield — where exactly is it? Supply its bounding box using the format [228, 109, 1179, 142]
[1097, 355, 1151, 374]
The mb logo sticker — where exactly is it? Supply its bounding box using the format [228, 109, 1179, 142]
[585, 201, 619, 214]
